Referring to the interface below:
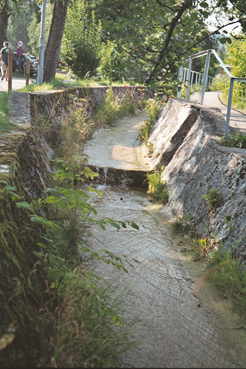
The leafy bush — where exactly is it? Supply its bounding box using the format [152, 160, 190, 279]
[98, 40, 149, 84]
[61, 0, 102, 78]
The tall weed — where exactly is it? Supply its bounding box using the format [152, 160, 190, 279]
[0, 92, 16, 133]
[206, 244, 246, 316]
[147, 166, 168, 204]
[139, 98, 164, 143]
[95, 88, 137, 126]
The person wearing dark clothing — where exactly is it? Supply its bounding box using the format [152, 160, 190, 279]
[0, 42, 10, 81]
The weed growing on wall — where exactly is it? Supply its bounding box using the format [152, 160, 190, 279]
[217, 132, 246, 149]
[139, 98, 164, 143]
[147, 166, 168, 204]
[203, 188, 222, 211]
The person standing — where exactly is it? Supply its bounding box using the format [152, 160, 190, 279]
[0, 42, 10, 81]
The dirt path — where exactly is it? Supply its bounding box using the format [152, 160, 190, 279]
[84, 112, 245, 368]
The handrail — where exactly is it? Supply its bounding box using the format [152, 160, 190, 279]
[180, 49, 246, 137]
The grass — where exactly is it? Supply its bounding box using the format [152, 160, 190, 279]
[170, 215, 246, 318]
[0, 92, 16, 133]
[206, 244, 246, 317]
[217, 132, 246, 149]
[18, 70, 143, 93]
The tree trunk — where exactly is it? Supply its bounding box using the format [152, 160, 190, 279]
[43, 0, 69, 82]
[0, 1, 9, 47]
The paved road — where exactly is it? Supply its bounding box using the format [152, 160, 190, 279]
[84, 113, 245, 368]
[0, 76, 34, 92]
[190, 90, 246, 134]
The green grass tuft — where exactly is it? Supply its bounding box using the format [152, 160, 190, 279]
[0, 92, 16, 133]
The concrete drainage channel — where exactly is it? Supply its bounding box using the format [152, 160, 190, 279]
[83, 112, 245, 368]
[86, 181, 243, 368]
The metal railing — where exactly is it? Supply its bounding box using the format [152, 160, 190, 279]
[178, 67, 213, 88]
[179, 49, 246, 137]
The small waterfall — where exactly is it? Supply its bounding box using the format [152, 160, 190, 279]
[103, 167, 108, 186]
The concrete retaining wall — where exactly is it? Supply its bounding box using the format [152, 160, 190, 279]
[146, 98, 246, 262]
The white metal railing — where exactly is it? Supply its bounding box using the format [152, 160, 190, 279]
[178, 49, 246, 137]
[178, 67, 213, 88]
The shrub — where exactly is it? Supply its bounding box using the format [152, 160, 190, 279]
[61, 0, 102, 79]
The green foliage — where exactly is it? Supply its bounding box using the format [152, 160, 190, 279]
[0, 182, 51, 367]
[203, 188, 222, 211]
[98, 40, 148, 84]
[91, 0, 224, 84]
[139, 98, 163, 143]
[0, 92, 16, 133]
[217, 132, 246, 149]
[170, 214, 194, 235]
[54, 97, 94, 162]
[147, 166, 168, 204]
[61, 0, 102, 78]
[0, 158, 140, 366]
[27, 2, 53, 55]
[213, 38, 246, 110]
[207, 243, 246, 316]
[95, 88, 137, 126]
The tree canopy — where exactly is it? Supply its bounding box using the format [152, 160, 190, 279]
[2, 0, 246, 83]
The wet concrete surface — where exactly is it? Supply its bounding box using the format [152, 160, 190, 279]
[84, 111, 151, 171]
[84, 111, 245, 367]
[88, 188, 244, 368]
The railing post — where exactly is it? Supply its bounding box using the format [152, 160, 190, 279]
[37, 0, 46, 85]
[225, 78, 234, 137]
[8, 49, 12, 92]
[26, 59, 30, 86]
[201, 50, 211, 105]
[185, 57, 192, 102]
[177, 66, 183, 98]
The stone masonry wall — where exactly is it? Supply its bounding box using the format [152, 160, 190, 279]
[152, 99, 246, 263]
